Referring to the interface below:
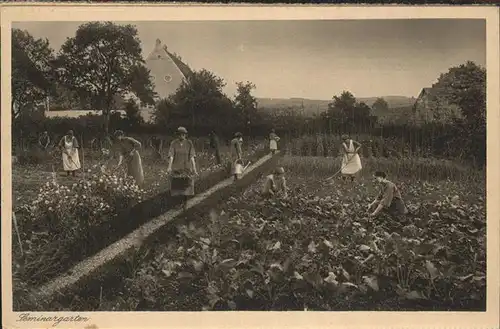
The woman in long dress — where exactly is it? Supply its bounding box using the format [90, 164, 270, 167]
[269, 129, 280, 154]
[231, 132, 243, 161]
[340, 134, 362, 182]
[149, 135, 164, 160]
[229, 132, 243, 176]
[166, 127, 199, 211]
[113, 130, 144, 186]
[58, 130, 81, 177]
[209, 131, 222, 165]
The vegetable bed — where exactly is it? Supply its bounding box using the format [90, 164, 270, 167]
[18, 156, 486, 312]
[12, 145, 268, 290]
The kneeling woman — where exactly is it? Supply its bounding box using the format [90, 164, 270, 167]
[261, 167, 288, 199]
[368, 171, 408, 219]
[167, 127, 199, 211]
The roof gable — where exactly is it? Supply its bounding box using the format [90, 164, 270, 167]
[144, 39, 193, 100]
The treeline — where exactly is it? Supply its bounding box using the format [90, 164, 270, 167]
[12, 21, 485, 167]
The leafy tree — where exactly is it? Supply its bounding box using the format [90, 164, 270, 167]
[123, 99, 144, 129]
[234, 81, 258, 128]
[11, 29, 55, 119]
[432, 61, 486, 124]
[432, 61, 486, 166]
[371, 97, 389, 118]
[50, 85, 88, 111]
[54, 21, 156, 133]
[167, 69, 235, 128]
[354, 101, 371, 118]
[153, 98, 175, 127]
[328, 91, 357, 118]
[326, 91, 372, 132]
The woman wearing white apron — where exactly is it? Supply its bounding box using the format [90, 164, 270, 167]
[58, 130, 81, 177]
[341, 134, 362, 183]
[269, 129, 280, 154]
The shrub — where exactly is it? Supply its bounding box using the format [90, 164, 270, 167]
[17, 165, 146, 238]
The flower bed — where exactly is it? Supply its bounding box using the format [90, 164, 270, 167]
[14, 150, 283, 311]
[12, 142, 268, 289]
[20, 156, 486, 311]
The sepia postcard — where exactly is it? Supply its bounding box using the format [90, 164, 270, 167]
[1, 3, 499, 329]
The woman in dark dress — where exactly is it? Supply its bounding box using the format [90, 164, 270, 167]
[166, 127, 199, 211]
[113, 130, 144, 185]
[368, 171, 408, 220]
[209, 131, 222, 165]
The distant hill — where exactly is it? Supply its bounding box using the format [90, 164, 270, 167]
[256, 96, 416, 116]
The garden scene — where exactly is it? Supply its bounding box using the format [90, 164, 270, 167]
[11, 21, 486, 311]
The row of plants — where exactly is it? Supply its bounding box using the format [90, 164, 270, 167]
[279, 155, 480, 183]
[283, 135, 464, 160]
[12, 141, 268, 288]
[13, 149, 285, 311]
[25, 156, 486, 311]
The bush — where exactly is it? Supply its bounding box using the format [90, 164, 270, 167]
[17, 166, 146, 241]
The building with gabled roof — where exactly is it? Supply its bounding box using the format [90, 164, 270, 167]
[144, 38, 193, 102]
[412, 87, 462, 125]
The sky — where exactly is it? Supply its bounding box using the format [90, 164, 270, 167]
[13, 19, 486, 100]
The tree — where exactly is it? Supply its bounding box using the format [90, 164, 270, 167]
[123, 99, 144, 130]
[432, 61, 487, 166]
[50, 85, 88, 111]
[234, 81, 258, 129]
[54, 21, 157, 133]
[328, 91, 357, 117]
[153, 98, 174, 127]
[327, 91, 371, 133]
[432, 61, 486, 124]
[354, 102, 371, 118]
[11, 29, 55, 119]
[167, 69, 235, 130]
[371, 97, 389, 119]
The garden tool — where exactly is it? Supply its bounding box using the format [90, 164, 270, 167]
[234, 160, 252, 176]
[243, 160, 252, 172]
[324, 154, 354, 182]
[66, 153, 80, 170]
